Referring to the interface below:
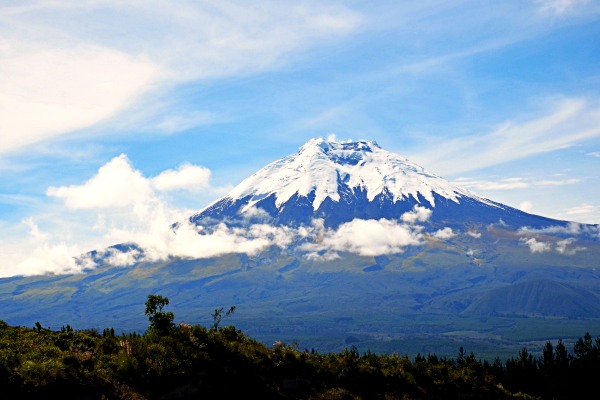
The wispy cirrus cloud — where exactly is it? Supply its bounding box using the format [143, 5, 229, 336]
[0, 43, 160, 154]
[561, 203, 600, 224]
[537, 178, 581, 187]
[534, 0, 594, 15]
[453, 177, 529, 191]
[0, 1, 361, 154]
[413, 97, 600, 175]
[521, 204, 600, 225]
[453, 176, 580, 191]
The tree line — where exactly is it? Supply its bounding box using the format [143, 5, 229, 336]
[1, 294, 599, 399]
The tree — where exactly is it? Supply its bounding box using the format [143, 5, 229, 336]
[554, 339, 570, 370]
[145, 294, 174, 334]
[211, 306, 236, 330]
[541, 340, 554, 371]
[573, 332, 593, 362]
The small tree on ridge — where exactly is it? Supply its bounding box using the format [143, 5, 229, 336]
[145, 294, 174, 334]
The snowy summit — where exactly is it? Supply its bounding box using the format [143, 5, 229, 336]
[225, 137, 491, 211]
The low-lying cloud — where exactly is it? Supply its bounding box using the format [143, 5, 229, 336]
[98, 205, 435, 267]
[5, 142, 491, 277]
[520, 237, 552, 253]
[555, 238, 586, 255]
[2, 196, 438, 277]
[519, 235, 587, 255]
[433, 227, 455, 239]
[519, 221, 600, 237]
[0, 154, 230, 277]
[302, 215, 427, 258]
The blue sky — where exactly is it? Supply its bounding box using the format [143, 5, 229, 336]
[1, 0, 600, 276]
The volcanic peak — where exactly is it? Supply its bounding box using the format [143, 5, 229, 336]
[223, 137, 494, 213]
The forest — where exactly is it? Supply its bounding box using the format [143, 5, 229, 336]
[1, 294, 599, 399]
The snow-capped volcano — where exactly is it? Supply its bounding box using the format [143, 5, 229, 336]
[4, 138, 599, 360]
[191, 138, 564, 229]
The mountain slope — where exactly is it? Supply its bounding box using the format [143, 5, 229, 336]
[463, 279, 600, 318]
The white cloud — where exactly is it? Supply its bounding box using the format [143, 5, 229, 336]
[154, 111, 218, 134]
[520, 237, 552, 253]
[47, 154, 152, 209]
[453, 177, 529, 191]
[536, 178, 580, 187]
[22, 217, 48, 241]
[565, 203, 597, 217]
[414, 97, 600, 175]
[535, 0, 591, 15]
[453, 176, 581, 193]
[0, 41, 160, 154]
[121, 220, 274, 262]
[0, 208, 432, 276]
[1, 200, 286, 278]
[466, 230, 482, 238]
[305, 250, 340, 261]
[116, 208, 431, 264]
[306, 218, 425, 257]
[151, 163, 211, 192]
[101, 247, 144, 268]
[555, 238, 586, 255]
[0, 242, 96, 277]
[47, 154, 220, 210]
[302, 206, 431, 258]
[520, 221, 600, 236]
[0, 1, 361, 154]
[588, 151, 600, 158]
[433, 227, 455, 239]
[518, 234, 588, 255]
[400, 205, 432, 224]
[0, 154, 234, 277]
[519, 201, 534, 213]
